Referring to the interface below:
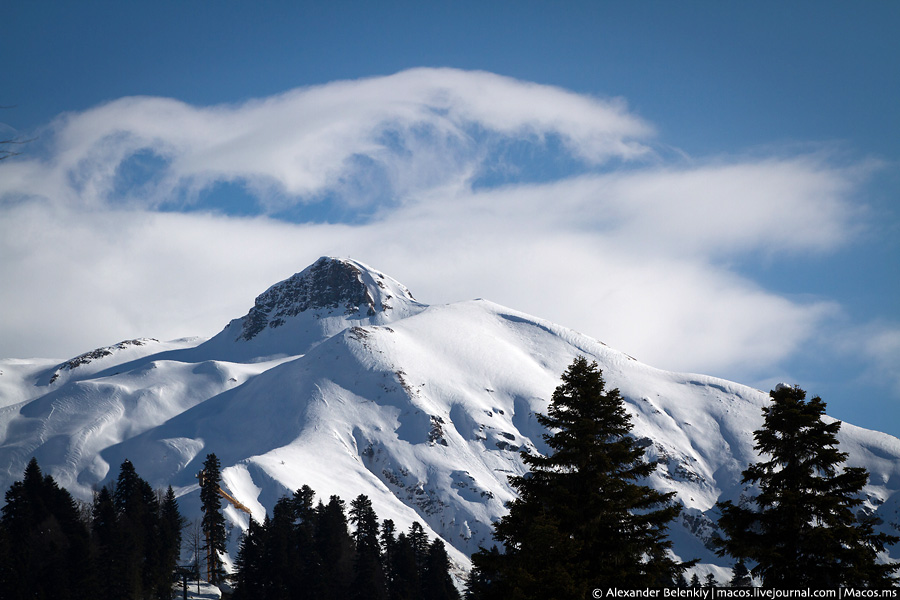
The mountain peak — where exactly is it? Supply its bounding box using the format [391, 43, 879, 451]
[237, 257, 419, 342]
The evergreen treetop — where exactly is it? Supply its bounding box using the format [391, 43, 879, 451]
[470, 356, 690, 598]
[715, 385, 899, 588]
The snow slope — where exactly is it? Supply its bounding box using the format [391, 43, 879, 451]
[1, 256, 898, 577]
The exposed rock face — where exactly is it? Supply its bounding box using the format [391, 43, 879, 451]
[238, 257, 406, 341]
[49, 338, 158, 383]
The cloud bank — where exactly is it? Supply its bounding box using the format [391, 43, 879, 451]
[0, 68, 883, 389]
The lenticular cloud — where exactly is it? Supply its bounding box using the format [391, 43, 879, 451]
[1, 68, 653, 211]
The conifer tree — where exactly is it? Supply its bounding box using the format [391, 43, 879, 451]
[470, 357, 689, 597]
[233, 517, 267, 600]
[265, 497, 304, 599]
[113, 459, 165, 598]
[728, 560, 751, 588]
[293, 486, 325, 599]
[382, 519, 406, 599]
[199, 453, 228, 585]
[389, 531, 422, 600]
[92, 486, 126, 600]
[315, 495, 354, 600]
[408, 521, 430, 574]
[422, 538, 461, 600]
[350, 494, 388, 600]
[0, 458, 96, 600]
[715, 385, 899, 588]
[159, 486, 185, 600]
[464, 545, 502, 600]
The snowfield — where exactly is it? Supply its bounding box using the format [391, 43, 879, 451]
[1, 256, 898, 577]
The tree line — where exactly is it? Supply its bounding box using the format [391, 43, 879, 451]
[230, 485, 459, 600]
[0, 452, 459, 600]
[0, 458, 184, 600]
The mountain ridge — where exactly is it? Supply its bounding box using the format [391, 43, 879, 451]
[1, 257, 898, 580]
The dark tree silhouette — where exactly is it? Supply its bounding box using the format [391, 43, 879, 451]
[199, 453, 228, 585]
[470, 357, 690, 598]
[715, 385, 899, 588]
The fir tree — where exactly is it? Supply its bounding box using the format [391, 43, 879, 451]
[422, 538, 461, 600]
[92, 486, 126, 600]
[715, 385, 899, 588]
[293, 486, 325, 599]
[0, 458, 96, 600]
[266, 497, 304, 599]
[408, 521, 430, 574]
[350, 494, 388, 600]
[471, 357, 689, 597]
[199, 453, 228, 585]
[233, 517, 267, 600]
[113, 459, 166, 599]
[389, 531, 421, 600]
[728, 560, 751, 588]
[315, 495, 354, 600]
[464, 545, 502, 600]
[158, 486, 185, 600]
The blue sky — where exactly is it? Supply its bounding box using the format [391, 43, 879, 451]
[2, 1, 899, 438]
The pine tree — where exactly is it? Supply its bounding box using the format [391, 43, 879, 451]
[350, 494, 388, 600]
[390, 531, 422, 600]
[114, 459, 167, 599]
[382, 519, 408, 600]
[199, 453, 228, 585]
[728, 560, 751, 588]
[0, 458, 96, 600]
[92, 486, 126, 600]
[408, 521, 430, 575]
[471, 357, 689, 597]
[464, 545, 502, 600]
[293, 486, 325, 599]
[422, 538, 461, 600]
[265, 497, 303, 600]
[233, 517, 267, 600]
[715, 385, 899, 588]
[315, 495, 354, 600]
[158, 486, 185, 600]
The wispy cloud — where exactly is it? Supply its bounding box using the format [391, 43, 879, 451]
[0, 68, 880, 394]
[2, 69, 651, 212]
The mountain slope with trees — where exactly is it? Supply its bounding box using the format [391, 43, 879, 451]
[1, 257, 899, 579]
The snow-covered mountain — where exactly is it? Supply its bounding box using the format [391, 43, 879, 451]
[2, 256, 899, 578]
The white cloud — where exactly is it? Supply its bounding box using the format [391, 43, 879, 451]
[4, 69, 651, 213]
[0, 68, 874, 388]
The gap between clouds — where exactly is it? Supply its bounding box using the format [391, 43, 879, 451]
[0, 68, 892, 395]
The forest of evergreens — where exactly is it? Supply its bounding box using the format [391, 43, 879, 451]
[231, 486, 459, 600]
[0, 458, 183, 600]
